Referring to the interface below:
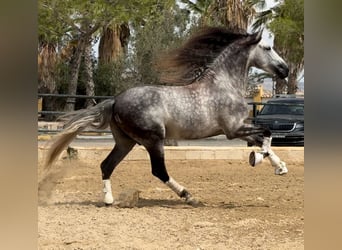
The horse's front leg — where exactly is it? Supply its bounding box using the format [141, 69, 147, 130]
[232, 125, 288, 175]
[246, 130, 288, 175]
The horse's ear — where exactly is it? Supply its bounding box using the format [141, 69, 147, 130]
[244, 29, 263, 46]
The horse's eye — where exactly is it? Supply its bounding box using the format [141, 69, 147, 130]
[264, 46, 271, 51]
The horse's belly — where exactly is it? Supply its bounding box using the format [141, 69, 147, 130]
[165, 122, 223, 139]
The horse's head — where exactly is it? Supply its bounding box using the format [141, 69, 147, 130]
[246, 30, 289, 79]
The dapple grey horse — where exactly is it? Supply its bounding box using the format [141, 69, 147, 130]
[46, 27, 289, 206]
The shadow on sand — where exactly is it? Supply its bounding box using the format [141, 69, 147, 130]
[41, 198, 270, 210]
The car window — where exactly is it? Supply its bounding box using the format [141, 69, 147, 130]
[259, 101, 304, 115]
[290, 105, 304, 115]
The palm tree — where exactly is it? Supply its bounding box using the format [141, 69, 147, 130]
[181, 0, 266, 31]
[98, 23, 130, 65]
[38, 39, 58, 120]
[212, 0, 266, 32]
[180, 0, 212, 25]
[38, 40, 57, 94]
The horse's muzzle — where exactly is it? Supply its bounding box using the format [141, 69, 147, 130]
[275, 63, 289, 79]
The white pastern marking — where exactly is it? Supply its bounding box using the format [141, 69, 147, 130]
[262, 136, 272, 152]
[166, 177, 185, 196]
[262, 137, 288, 174]
[103, 179, 114, 204]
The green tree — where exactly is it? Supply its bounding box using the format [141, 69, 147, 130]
[39, 0, 105, 111]
[93, 2, 190, 97]
[38, 0, 71, 119]
[180, 0, 212, 25]
[39, 0, 168, 111]
[98, 23, 130, 64]
[252, 0, 304, 94]
[209, 0, 266, 31]
[131, 4, 190, 87]
[181, 0, 266, 30]
[97, 1, 174, 65]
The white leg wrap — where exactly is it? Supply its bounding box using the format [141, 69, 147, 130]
[165, 177, 185, 196]
[268, 148, 280, 166]
[262, 136, 272, 152]
[103, 179, 114, 204]
[263, 137, 288, 175]
[268, 149, 288, 175]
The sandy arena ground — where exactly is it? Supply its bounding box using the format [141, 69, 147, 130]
[38, 158, 304, 249]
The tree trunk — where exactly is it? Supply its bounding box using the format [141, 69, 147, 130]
[274, 64, 299, 95]
[98, 23, 130, 64]
[83, 42, 96, 107]
[287, 65, 298, 94]
[65, 39, 85, 112]
[273, 38, 303, 95]
[275, 77, 287, 94]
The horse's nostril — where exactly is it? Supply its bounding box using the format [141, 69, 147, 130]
[278, 63, 287, 70]
[273, 63, 289, 79]
[278, 63, 289, 77]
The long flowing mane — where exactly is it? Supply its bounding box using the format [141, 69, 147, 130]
[156, 27, 248, 85]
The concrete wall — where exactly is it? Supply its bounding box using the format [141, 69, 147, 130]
[38, 145, 304, 165]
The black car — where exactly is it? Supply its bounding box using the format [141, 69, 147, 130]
[250, 96, 304, 146]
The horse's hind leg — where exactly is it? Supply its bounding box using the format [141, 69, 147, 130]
[101, 133, 136, 205]
[145, 141, 199, 206]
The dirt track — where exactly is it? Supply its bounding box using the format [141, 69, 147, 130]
[38, 158, 304, 249]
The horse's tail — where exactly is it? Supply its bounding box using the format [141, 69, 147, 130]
[46, 99, 115, 166]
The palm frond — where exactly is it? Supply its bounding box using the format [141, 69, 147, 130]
[180, 0, 203, 13]
[246, 0, 266, 10]
[251, 9, 273, 31]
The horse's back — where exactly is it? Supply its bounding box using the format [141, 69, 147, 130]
[114, 85, 166, 123]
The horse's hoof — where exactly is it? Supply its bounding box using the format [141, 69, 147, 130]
[103, 192, 114, 205]
[275, 168, 288, 175]
[103, 180, 114, 205]
[186, 197, 203, 207]
[275, 162, 288, 175]
[249, 151, 264, 167]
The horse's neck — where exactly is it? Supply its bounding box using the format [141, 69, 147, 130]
[209, 45, 250, 89]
